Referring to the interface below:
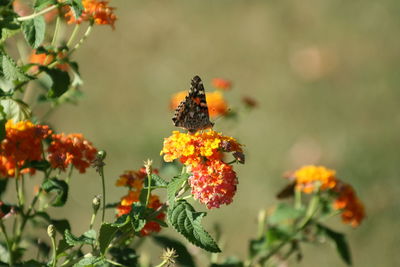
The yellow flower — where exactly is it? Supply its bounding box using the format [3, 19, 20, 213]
[293, 165, 337, 193]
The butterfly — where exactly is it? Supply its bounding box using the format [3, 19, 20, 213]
[172, 75, 214, 133]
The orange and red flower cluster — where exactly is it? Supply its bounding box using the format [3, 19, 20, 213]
[48, 133, 97, 173]
[29, 50, 69, 73]
[0, 120, 52, 177]
[289, 165, 365, 227]
[65, 0, 117, 28]
[115, 167, 165, 236]
[161, 130, 243, 209]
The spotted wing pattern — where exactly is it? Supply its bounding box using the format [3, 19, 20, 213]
[172, 75, 214, 133]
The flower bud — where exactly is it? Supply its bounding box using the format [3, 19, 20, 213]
[47, 224, 56, 239]
[92, 195, 101, 214]
[144, 159, 153, 176]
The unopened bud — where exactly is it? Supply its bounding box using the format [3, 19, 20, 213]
[47, 224, 56, 239]
[92, 150, 106, 173]
[92, 195, 101, 214]
[97, 150, 107, 161]
[144, 159, 153, 176]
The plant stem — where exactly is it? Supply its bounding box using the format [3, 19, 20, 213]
[51, 16, 61, 46]
[66, 24, 81, 47]
[294, 188, 302, 210]
[69, 22, 94, 55]
[89, 213, 96, 230]
[145, 172, 152, 207]
[0, 221, 13, 266]
[99, 166, 106, 223]
[154, 259, 168, 267]
[17, 5, 58, 21]
[50, 235, 57, 267]
[15, 168, 24, 207]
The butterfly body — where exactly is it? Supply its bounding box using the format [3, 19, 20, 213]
[172, 76, 214, 133]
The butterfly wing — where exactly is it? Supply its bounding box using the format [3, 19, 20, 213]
[172, 75, 214, 133]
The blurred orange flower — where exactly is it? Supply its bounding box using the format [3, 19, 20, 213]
[292, 165, 337, 194]
[333, 182, 365, 227]
[116, 167, 165, 236]
[170, 90, 228, 117]
[29, 50, 69, 73]
[212, 78, 232, 91]
[64, 0, 117, 28]
[48, 133, 97, 173]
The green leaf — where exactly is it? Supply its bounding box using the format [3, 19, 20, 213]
[56, 238, 72, 257]
[0, 99, 32, 121]
[2, 54, 31, 82]
[75, 255, 105, 267]
[144, 173, 168, 188]
[167, 173, 189, 206]
[34, 0, 57, 11]
[267, 203, 304, 225]
[0, 179, 8, 197]
[152, 235, 195, 267]
[15, 260, 46, 267]
[167, 200, 221, 253]
[64, 229, 96, 246]
[109, 247, 138, 267]
[21, 16, 46, 48]
[98, 223, 119, 255]
[34, 212, 71, 234]
[0, 118, 6, 142]
[129, 203, 147, 232]
[65, 0, 84, 18]
[22, 160, 51, 172]
[41, 178, 69, 207]
[210, 257, 244, 267]
[40, 67, 71, 98]
[317, 224, 352, 265]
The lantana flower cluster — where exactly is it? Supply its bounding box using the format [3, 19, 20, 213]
[290, 165, 365, 227]
[161, 130, 244, 209]
[0, 120, 97, 178]
[115, 167, 165, 236]
[65, 0, 117, 28]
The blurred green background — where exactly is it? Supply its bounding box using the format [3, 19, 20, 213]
[45, 0, 399, 266]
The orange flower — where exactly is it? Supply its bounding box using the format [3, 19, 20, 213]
[116, 167, 165, 236]
[0, 120, 51, 178]
[47, 133, 97, 173]
[170, 90, 228, 117]
[29, 50, 69, 73]
[161, 130, 242, 167]
[64, 0, 117, 28]
[212, 78, 232, 91]
[333, 182, 365, 227]
[292, 165, 337, 194]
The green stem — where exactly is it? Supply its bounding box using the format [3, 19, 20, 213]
[66, 24, 81, 47]
[65, 165, 74, 184]
[294, 188, 302, 210]
[50, 235, 57, 267]
[89, 213, 96, 230]
[51, 16, 61, 46]
[17, 5, 58, 21]
[145, 172, 152, 207]
[0, 221, 13, 266]
[154, 259, 168, 267]
[15, 168, 24, 207]
[99, 167, 106, 223]
[69, 22, 93, 54]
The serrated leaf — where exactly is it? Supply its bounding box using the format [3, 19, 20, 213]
[98, 223, 119, 255]
[34, 212, 71, 234]
[75, 255, 105, 267]
[167, 173, 189, 206]
[56, 238, 72, 257]
[167, 200, 220, 253]
[64, 229, 95, 246]
[0, 99, 32, 121]
[42, 178, 69, 207]
[2, 55, 31, 82]
[34, 0, 57, 11]
[65, 0, 84, 18]
[317, 224, 352, 265]
[268, 203, 304, 225]
[22, 16, 45, 48]
[152, 235, 195, 267]
[40, 67, 70, 98]
[108, 247, 138, 267]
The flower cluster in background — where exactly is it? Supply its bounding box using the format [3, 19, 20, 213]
[64, 0, 117, 28]
[288, 165, 365, 227]
[115, 167, 165, 236]
[0, 120, 97, 178]
[161, 130, 244, 209]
